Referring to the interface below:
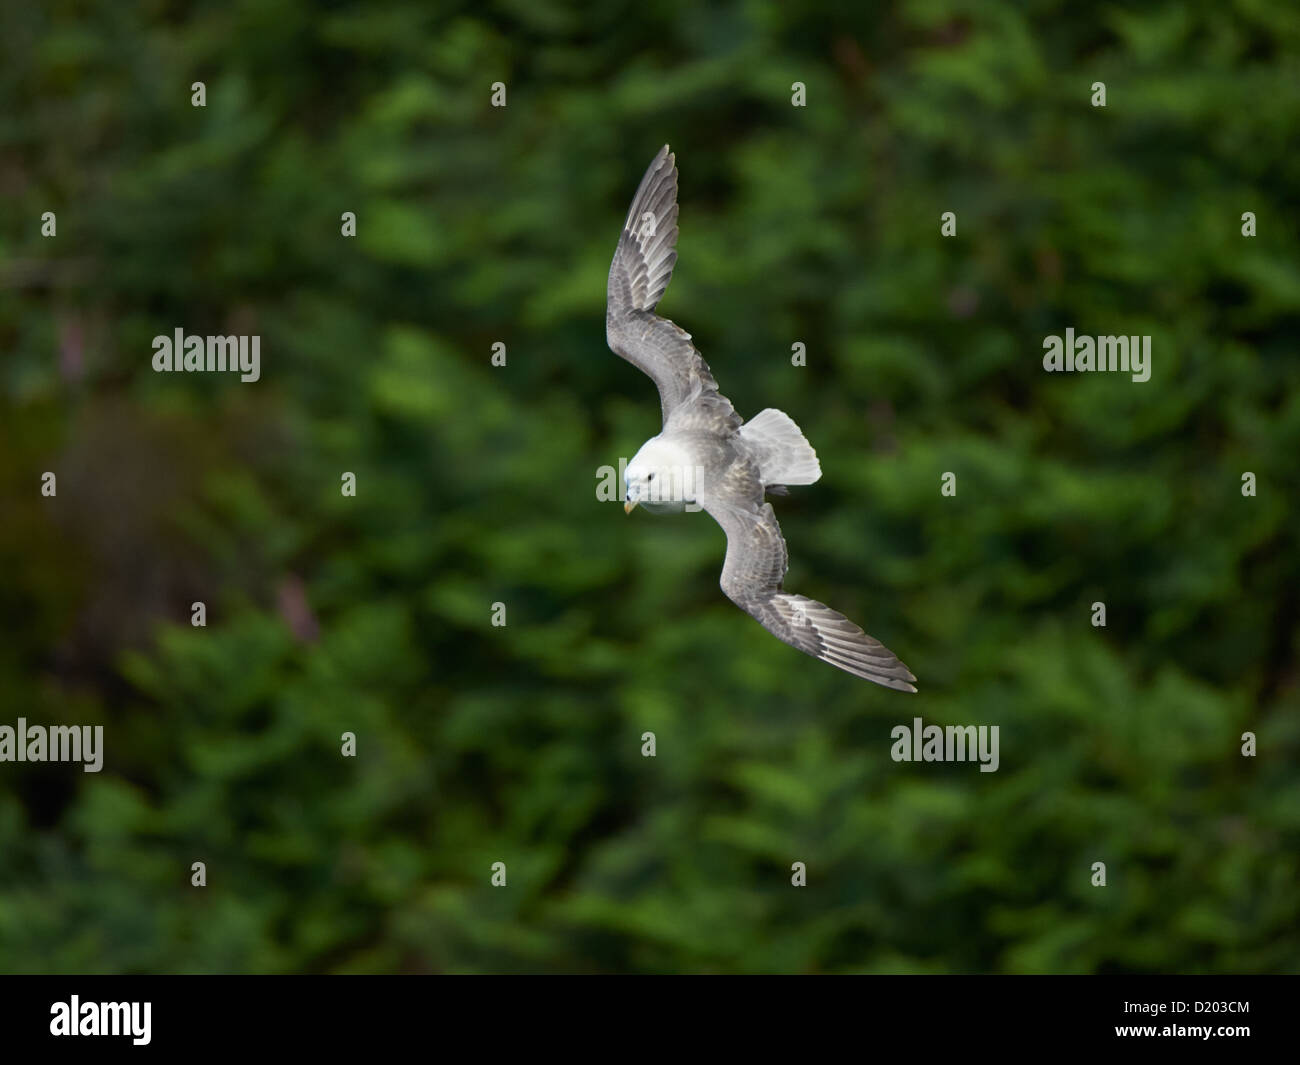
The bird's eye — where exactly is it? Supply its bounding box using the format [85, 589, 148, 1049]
[647, 472, 655, 480]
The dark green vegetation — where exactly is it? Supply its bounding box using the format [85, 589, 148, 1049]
[1, 1, 1296, 973]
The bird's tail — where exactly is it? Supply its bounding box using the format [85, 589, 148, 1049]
[741, 408, 822, 486]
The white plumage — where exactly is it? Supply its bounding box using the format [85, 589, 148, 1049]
[606, 146, 917, 692]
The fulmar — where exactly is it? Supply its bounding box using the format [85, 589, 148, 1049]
[606, 145, 917, 692]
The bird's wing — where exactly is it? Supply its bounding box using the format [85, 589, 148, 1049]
[606, 145, 739, 431]
[700, 467, 918, 691]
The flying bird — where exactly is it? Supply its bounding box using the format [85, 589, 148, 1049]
[606, 145, 917, 692]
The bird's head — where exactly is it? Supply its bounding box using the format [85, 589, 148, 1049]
[624, 436, 699, 513]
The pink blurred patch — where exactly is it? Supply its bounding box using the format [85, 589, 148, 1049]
[277, 575, 320, 643]
[946, 285, 979, 319]
[59, 314, 84, 384]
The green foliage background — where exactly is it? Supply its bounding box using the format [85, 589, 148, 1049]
[1, 0, 1297, 973]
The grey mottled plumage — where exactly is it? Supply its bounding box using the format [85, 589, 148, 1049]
[606, 145, 917, 692]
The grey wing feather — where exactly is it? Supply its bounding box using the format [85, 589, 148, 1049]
[606, 145, 739, 431]
[701, 469, 918, 692]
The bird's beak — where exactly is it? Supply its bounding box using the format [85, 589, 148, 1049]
[624, 500, 638, 514]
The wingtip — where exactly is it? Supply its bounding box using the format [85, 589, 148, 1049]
[877, 674, 918, 693]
